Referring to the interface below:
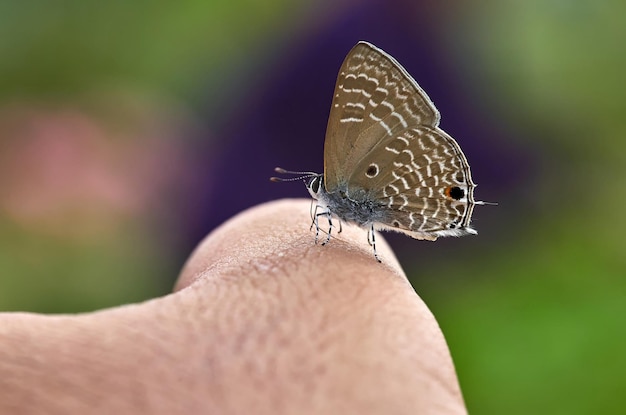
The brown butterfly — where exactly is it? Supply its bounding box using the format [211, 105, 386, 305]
[273, 41, 485, 261]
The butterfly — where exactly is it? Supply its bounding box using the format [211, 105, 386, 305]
[273, 41, 484, 262]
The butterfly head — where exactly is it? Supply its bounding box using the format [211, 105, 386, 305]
[305, 174, 325, 200]
[271, 167, 324, 199]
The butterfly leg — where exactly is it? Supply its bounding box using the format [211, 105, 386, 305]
[321, 211, 333, 246]
[309, 204, 335, 246]
[309, 200, 317, 230]
[310, 203, 319, 233]
[311, 204, 332, 245]
[368, 224, 382, 263]
[312, 207, 323, 244]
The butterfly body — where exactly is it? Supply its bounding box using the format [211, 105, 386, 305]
[307, 175, 387, 227]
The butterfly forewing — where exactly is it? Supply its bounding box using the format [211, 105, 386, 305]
[324, 42, 440, 192]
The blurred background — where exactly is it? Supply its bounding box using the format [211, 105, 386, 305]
[0, 0, 623, 413]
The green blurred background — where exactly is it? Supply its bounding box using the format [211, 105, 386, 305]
[0, 1, 623, 413]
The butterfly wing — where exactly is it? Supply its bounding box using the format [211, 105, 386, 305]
[348, 125, 477, 240]
[323, 41, 440, 192]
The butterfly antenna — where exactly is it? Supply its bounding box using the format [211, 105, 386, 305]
[270, 167, 318, 182]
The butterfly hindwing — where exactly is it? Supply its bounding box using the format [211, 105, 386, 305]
[348, 126, 477, 238]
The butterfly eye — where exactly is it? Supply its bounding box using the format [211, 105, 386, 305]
[309, 176, 321, 193]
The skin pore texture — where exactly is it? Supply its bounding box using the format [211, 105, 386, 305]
[0, 199, 467, 415]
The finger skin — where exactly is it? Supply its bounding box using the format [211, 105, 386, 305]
[0, 199, 467, 415]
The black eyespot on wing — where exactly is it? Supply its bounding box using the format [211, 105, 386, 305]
[366, 164, 379, 178]
[449, 186, 464, 200]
